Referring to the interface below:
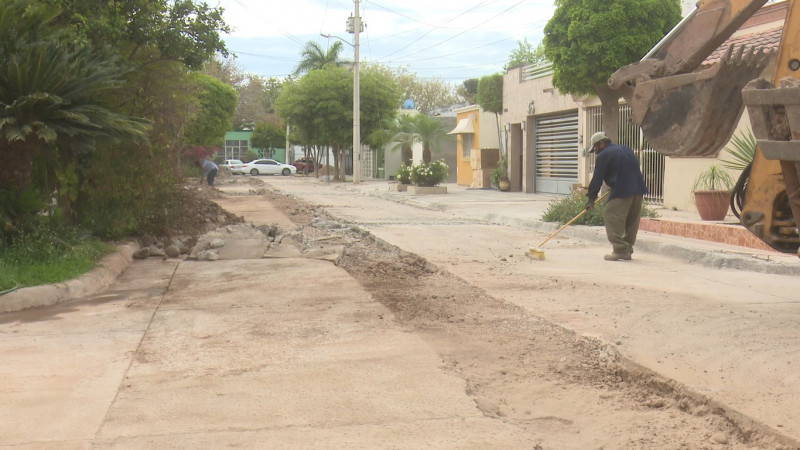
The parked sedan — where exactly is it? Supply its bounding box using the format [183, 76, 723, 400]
[292, 157, 322, 173]
[220, 159, 244, 174]
[243, 159, 297, 176]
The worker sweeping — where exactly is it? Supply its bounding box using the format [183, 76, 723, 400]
[585, 131, 648, 261]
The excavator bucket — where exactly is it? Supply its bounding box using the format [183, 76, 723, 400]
[624, 45, 774, 157]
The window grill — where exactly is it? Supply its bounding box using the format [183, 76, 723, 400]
[587, 105, 664, 204]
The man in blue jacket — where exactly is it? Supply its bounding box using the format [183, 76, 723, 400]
[585, 131, 648, 261]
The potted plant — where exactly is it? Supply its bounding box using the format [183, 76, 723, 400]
[391, 164, 412, 191]
[490, 153, 510, 191]
[692, 165, 735, 220]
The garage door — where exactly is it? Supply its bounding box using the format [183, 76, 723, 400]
[534, 111, 579, 194]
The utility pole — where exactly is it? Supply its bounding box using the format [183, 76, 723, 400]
[348, 0, 361, 183]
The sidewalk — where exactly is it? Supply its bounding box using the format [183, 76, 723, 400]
[331, 179, 800, 275]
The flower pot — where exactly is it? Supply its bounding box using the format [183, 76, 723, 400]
[694, 190, 730, 220]
[389, 182, 409, 192]
[498, 178, 510, 192]
[407, 185, 447, 195]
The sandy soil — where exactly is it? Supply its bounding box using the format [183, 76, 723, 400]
[250, 183, 794, 450]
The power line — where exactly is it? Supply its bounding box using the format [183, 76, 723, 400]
[387, 0, 527, 63]
[374, 0, 493, 60]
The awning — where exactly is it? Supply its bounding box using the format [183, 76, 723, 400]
[448, 118, 475, 134]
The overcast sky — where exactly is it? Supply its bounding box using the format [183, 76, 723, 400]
[214, 0, 558, 84]
[214, 0, 700, 85]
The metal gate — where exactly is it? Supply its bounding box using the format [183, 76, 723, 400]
[534, 111, 579, 194]
[587, 105, 664, 204]
[360, 146, 375, 179]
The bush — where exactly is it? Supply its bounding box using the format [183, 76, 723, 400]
[410, 160, 448, 187]
[80, 143, 183, 239]
[542, 191, 658, 226]
[0, 222, 112, 291]
[395, 164, 412, 184]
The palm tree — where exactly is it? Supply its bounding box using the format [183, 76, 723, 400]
[0, 1, 149, 197]
[412, 115, 450, 164]
[389, 114, 418, 166]
[293, 41, 349, 76]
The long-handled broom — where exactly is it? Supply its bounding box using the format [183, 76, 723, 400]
[528, 191, 610, 260]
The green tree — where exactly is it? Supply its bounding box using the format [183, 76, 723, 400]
[0, 1, 149, 195]
[183, 73, 238, 147]
[275, 65, 398, 180]
[457, 78, 479, 104]
[51, 0, 230, 71]
[359, 65, 400, 145]
[275, 67, 351, 179]
[411, 115, 451, 164]
[250, 123, 286, 159]
[22, 0, 230, 237]
[389, 114, 419, 166]
[293, 41, 349, 76]
[505, 38, 546, 69]
[363, 63, 458, 115]
[543, 0, 681, 142]
[233, 75, 270, 130]
[476, 73, 504, 159]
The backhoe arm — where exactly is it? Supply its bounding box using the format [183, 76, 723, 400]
[608, 0, 773, 157]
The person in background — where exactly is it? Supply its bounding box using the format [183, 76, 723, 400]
[196, 158, 218, 186]
[584, 131, 648, 261]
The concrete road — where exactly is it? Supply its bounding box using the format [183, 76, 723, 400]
[2, 175, 798, 448]
[0, 197, 533, 448]
[241, 176, 800, 444]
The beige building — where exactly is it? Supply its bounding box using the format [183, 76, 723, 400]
[501, 1, 786, 214]
[449, 105, 501, 188]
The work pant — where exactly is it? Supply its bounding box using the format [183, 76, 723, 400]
[207, 168, 218, 186]
[603, 195, 643, 255]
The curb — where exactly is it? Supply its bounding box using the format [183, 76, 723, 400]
[0, 242, 138, 314]
[488, 214, 800, 276]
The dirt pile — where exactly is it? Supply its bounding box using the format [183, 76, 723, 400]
[133, 183, 244, 259]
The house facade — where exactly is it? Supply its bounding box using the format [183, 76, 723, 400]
[501, 1, 786, 212]
[449, 105, 501, 188]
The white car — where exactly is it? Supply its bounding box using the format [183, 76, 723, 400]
[220, 159, 244, 174]
[243, 159, 297, 176]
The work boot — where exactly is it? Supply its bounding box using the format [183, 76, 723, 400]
[604, 252, 632, 261]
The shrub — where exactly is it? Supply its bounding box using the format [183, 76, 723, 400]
[0, 222, 112, 291]
[542, 191, 658, 226]
[395, 164, 412, 184]
[410, 160, 448, 187]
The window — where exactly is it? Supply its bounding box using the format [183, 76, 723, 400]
[224, 139, 249, 159]
[461, 134, 473, 159]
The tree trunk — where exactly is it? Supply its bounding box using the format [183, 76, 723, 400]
[332, 145, 340, 181]
[596, 83, 621, 144]
[401, 144, 412, 166]
[422, 146, 431, 164]
[0, 141, 36, 191]
[495, 112, 503, 156]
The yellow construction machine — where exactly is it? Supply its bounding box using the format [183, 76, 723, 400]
[608, 0, 800, 255]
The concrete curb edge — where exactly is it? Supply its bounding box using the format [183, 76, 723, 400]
[0, 242, 139, 314]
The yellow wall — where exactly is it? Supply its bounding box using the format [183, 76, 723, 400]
[455, 110, 478, 186]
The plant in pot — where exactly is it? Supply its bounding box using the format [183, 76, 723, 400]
[490, 153, 510, 191]
[692, 165, 735, 221]
[409, 160, 448, 187]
